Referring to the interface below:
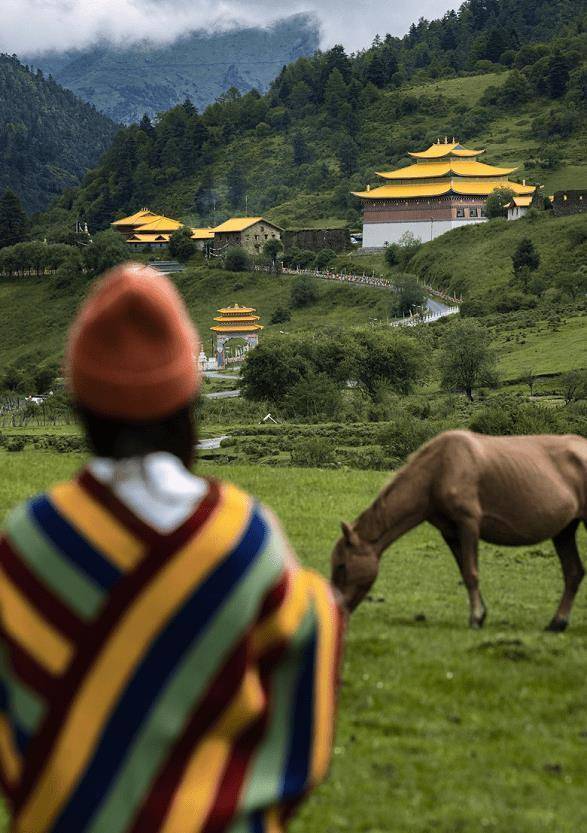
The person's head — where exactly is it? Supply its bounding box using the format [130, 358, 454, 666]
[66, 262, 202, 467]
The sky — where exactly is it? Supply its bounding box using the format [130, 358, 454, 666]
[3, 0, 463, 56]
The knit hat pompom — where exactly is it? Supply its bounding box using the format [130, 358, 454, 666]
[66, 263, 201, 420]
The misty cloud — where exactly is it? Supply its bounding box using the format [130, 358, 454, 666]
[3, 0, 461, 56]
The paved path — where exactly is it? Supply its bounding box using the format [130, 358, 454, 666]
[198, 436, 228, 450]
[205, 389, 241, 400]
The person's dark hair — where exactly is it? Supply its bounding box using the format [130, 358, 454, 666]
[78, 403, 196, 468]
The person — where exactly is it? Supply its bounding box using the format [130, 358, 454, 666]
[0, 264, 376, 833]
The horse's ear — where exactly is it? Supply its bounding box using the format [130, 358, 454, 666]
[341, 521, 358, 545]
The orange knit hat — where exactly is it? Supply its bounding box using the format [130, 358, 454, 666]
[66, 263, 201, 420]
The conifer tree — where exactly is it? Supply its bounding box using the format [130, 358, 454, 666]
[0, 190, 27, 249]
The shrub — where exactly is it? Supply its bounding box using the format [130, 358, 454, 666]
[169, 227, 197, 261]
[470, 400, 561, 435]
[290, 436, 335, 467]
[290, 275, 319, 308]
[5, 437, 25, 452]
[314, 248, 337, 270]
[270, 306, 291, 324]
[224, 247, 249, 272]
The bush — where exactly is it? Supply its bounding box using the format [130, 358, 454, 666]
[270, 306, 291, 324]
[290, 436, 335, 467]
[290, 275, 319, 308]
[5, 437, 25, 453]
[224, 247, 249, 272]
[470, 399, 561, 435]
[169, 227, 197, 261]
[314, 248, 337, 270]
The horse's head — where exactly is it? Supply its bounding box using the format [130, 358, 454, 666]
[331, 521, 380, 613]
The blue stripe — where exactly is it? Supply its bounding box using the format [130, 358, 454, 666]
[30, 496, 121, 590]
[281, 624, 317, 800]
[52, 507, 268, 833]
[250, 810, 265, 833]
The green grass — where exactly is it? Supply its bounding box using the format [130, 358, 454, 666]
[0, 453, 586, 832]
[410, 212, 587, 299]
[407, 71, 510, 104]
[0, 268, 395, 373]
[496, 314, 587, 380]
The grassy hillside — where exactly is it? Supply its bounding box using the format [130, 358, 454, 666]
[1, 453, 586, 833]
[410, 211, 587, 300]
[0, 269, 395, 372]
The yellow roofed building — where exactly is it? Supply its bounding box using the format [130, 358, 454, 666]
[353, 139, 537, 247]
[212, 217, 283, 255]
[210, 305, 263, 368]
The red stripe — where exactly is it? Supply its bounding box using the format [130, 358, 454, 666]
[1, 631, 55, 700]
[256, 571, 288, 624]
[0, 538, 83, 643]
[13, 480, 221, 812]
[126, 638, 249, 833]
[200, 643, 287, 833]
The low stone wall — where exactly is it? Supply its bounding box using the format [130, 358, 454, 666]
[283, 227, 350, 252]
[551, 190, 587, 217]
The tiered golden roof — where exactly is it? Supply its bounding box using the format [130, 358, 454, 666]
[210, 304, 263, 334]
[354, 139, 536, 201]
[112, 209, 160, 228]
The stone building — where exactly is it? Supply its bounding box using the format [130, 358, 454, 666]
[353, 138, 537, 247]
[212, 217, 283, 254]
[551, 190, 587, 217]
[282, 227, 350, 252]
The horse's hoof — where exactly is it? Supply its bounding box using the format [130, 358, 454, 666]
[470, 618, 484, 630]
[546, 618, 568, 633]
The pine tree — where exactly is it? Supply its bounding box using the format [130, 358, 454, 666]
[512, 237, 540, 275]
[547, 54, 570, 98]
[0, 189, 27, 249]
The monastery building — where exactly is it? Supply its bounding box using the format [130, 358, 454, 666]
[354, 139, 536, 247]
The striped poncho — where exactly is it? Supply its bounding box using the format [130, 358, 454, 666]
[0, 460, 343, 833]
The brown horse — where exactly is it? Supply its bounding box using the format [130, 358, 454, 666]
[331, 431, 587, 630]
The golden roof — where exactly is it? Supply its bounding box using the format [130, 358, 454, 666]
[353, 179, 536, 200]
[134, 216, 184, 232]
[213, 217, 265, 233]
[112, 209, 160, 227]
[507, 196, 533, 208]
[210, 324, 264, 332]
[217, 305, 257, 314]
[408, 141, 484, 159]
[214, 317, 260, 324]
[126, 233, 171, 243]
[376, 160, 517, 180]
[191, 228, 215, 240]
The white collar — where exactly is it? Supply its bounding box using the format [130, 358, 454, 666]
[87, 452, 209, 534]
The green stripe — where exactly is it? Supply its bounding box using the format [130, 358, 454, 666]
[8, 675, 45, 734]
[0, 644, 45, 735]
[241, 605, 316, 813]
[6, 502, 103, 617]
[87, 527, 284, 833]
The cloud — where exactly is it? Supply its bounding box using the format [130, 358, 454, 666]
[2, 0, 462, 56]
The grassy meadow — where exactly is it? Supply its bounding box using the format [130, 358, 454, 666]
[0, 452, 586, 833]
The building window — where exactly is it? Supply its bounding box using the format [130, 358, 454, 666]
[469, 208, 478, 218]
[254, 234, 258, 240]
[264, 234, 268, 239]
[480, 208, 487, 217]
[456, 208, 465, 218]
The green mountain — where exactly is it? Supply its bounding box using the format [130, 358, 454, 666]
[0, 54, 118, 213]
[34, 0, 585, 237]
[23, 15, 320, 125]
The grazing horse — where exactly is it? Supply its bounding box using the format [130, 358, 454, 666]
[331, 431, 587, 630]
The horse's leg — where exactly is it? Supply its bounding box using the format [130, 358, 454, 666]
[546, 521, 584, 632]
[443, 528, 486, 628]
[459, 522, 486, 629]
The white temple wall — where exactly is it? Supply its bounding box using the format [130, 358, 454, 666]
[362, 217, 487, 247]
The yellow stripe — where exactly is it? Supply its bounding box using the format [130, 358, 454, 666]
[251, 566, 311, 658]
[50, 482, 145, 572]
[264, 807, 284, 833]
[0, 715, 21, 785]
[307, 573, 339, 784]
[17, 484, 252, 833]
[161, 666, 265, 833]
[0, 574, 72, 675]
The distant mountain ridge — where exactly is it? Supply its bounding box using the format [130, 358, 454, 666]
[23, 15, 320, 124]
[0, 54, 118, 213]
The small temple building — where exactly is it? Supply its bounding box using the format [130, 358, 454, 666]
[210, 305, 263, 368]
[211, 218, 283, 255]
[112, 209, 214, 251]
[353, 138, 537, 247]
